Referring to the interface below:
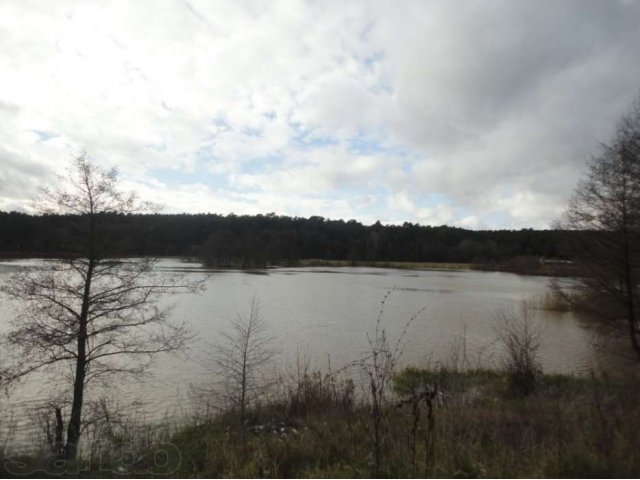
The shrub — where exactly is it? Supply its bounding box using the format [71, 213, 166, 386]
[497, 304, 542, 396]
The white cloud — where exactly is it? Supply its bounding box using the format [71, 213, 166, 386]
[1, 0, 640, 228]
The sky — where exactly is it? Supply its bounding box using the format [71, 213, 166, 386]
[1, 0, 640, 229]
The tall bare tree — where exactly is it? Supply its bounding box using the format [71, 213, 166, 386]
[0, 154, 197, 459]
[561, 96, 640, 358]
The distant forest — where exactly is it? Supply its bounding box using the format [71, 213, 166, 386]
[0, 210, 571, 268]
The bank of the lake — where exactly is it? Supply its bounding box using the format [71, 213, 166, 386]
[171, 369, 640, 478]
[0, 254, 578, 277]
[4, 367, 639, 478]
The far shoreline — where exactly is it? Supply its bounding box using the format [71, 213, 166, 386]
[0, 254, 579, 277]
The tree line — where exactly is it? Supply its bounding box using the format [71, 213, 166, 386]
[0, 210, 569, 267]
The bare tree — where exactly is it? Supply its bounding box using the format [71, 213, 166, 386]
[560, 96, 640, 359]
[0, 154, 198, 459]
[209, 297, 275, 427]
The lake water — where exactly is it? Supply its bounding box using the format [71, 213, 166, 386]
[0, 258, 608, 450]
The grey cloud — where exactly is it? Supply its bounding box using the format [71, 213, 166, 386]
[0, 149, 50, 207]
[379, 0, 640, 141]
[362, 0, 640, 225]
[2, 0, 640, 228]
[0, 100, 20, 114]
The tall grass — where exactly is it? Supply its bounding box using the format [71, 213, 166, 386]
[153, 367, 640, 478]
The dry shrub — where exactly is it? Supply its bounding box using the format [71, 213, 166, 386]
[497, 304, 542, 397]
[286, 371, 354, 417]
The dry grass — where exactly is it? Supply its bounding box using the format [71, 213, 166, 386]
[163, 368, 640, 478]
[4, 368, 640, 477]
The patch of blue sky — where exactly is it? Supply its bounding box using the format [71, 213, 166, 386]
[210, 116, 230, 131]
[291, 127, 408, 158]
[347, 133, 409, 157]
[371, 75, 394, 95]
[241, 126, 261, 137]
[289, 128, 340, 149]
[194, 143, 213, 162]
[241, 154, 284, 174]
[31, 130, 58, 142]
[360, 52, 394, 94]
[362, 50, 384, 68]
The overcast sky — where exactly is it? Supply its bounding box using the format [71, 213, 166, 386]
[1, 0, 639, 229]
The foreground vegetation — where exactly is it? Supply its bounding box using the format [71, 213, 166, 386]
[3, 367, 639, 478]
[167, 369, 640, 478]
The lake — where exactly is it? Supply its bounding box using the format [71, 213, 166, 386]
[0, 258, 607, 450]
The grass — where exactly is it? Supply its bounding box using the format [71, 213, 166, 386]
[4, 368, 640, 477]
[161, 368, 640, 478]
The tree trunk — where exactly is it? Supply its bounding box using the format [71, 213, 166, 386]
[64, 260, 93, 460]
[240, 354, 247, 427]
[64, 350, 87, 460]
[54, 406, 64, 454]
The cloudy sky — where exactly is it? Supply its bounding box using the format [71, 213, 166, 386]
[1, 0, 639, 229]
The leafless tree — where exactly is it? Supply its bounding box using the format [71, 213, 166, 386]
[208, 297, 275, 427]
[0, 153, 198, 459]
[560, 96, 640, 359]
